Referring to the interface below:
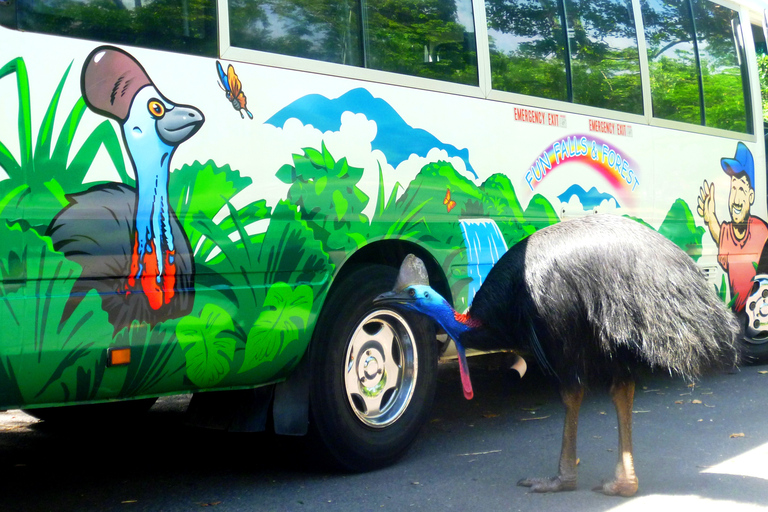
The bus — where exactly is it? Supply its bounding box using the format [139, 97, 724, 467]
[1, 0, 767, 471]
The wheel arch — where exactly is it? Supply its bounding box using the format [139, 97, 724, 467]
[272, 239, 449, 436]
[332, 240, 452, 305]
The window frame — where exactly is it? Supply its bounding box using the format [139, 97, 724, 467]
[215, 0, 758, 141]
[217, 0, 488, 98]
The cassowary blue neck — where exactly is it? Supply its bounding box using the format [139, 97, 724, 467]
[423, 297, 474, 343]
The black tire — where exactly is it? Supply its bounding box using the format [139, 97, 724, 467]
[739, 323, 768, 364]
[24, 398, 158, 426]
[308, 264, 437, 472]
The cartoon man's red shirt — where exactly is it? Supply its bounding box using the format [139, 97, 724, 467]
[718, 216, 768, 311]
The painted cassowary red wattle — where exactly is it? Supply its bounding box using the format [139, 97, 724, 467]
[46, 46, 203, 332]
[375, 214, 740, 497]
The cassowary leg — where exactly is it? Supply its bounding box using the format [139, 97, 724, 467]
[594, 379, 639, 497]
[518, 385, 584, 492]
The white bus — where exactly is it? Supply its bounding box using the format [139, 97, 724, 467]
[1, 0, 766, 470]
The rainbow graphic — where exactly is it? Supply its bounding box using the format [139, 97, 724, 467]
[523, 134, 640, 207]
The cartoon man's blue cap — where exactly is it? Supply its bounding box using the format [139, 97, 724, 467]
[721, 142, 754, 187]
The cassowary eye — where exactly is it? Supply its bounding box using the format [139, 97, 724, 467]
[408, 289, 415, 298]
[148, 100, 165, 118]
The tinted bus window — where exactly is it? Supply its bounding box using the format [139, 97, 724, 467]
[17, 0, 216, 56]
[642, 0, 701, 124]
[564, 0, 642, 114]
[693, 0, 750, 132]
[229, 0, 479, 86]
[487, 0, 642, 113]
[228, 0, 364, 66]
[642, 0, 750, 133]
[364, 0, 478, 85]
[486, 0, 568, 101]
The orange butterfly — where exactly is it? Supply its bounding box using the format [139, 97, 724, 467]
[444, 188, 457, 213]
[216, 61, 253, 119]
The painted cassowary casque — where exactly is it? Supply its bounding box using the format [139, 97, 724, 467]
[375, 214, 740, 497]
[46, 46, 203, 332]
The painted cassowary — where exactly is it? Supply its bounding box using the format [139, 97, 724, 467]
[46, 46, 203, 332]
[375, 214, 740, 497]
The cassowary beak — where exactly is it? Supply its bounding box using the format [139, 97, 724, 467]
[157, 104, 205, 146]
[373, 289, 415, 306]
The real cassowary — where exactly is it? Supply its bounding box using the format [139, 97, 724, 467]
[375, 214, 740, 497]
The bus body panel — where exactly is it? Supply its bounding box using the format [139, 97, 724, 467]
[1, 0, 767, 411]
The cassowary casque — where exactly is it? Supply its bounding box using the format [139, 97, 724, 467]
[375, 214, 740, 497]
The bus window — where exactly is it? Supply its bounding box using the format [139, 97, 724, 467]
[693, 0, 750, 133]
[642, 0, 751, 133]
[641, 0, 701, 124]
[486, 0, 569, 101]
[16, 0, 216, 56]
[229, 0, 478, 85]
[228, 0, 364, 66]
[363, 0, 479, 85]
[564, 0, 642, 114]
[487, 0, 642, 114]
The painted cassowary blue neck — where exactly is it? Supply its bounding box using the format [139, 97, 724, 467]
[122, 85, 203, 310]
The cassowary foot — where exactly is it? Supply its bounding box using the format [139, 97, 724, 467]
[592, 478, 638, 497]
[517, 476, 577, 493]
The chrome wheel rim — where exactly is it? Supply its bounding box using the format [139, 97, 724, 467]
[343, 309, 418, 428]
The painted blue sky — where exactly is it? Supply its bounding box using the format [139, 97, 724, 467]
[265, 88, 477, 179]
[558, 184, 620, 210]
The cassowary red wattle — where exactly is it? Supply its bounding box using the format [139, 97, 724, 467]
[46, 46, 203, 332]
[375, 214, 740, 497]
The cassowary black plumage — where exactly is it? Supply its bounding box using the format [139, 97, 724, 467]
[375, 214, 740, 497]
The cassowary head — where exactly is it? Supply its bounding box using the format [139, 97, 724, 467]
[375, 254, 475, 399]
[376, 284, 452, 320]
[81, 46, 204, 159]
[375, 254, 447, 318]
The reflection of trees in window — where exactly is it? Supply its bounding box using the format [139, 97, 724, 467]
[695, 1, 749, 133]
[18, 0, 216, 56]
[486, 0, 568, 101]
[565, 0, 642, 114]
[364, 0, 478, 85]
[229, 0, 479, 85]
[641, 0, 750, 133]
[486, 0, 642, 114]
[229, 0, 363, 66]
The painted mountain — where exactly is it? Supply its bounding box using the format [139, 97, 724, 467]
[557, 184, 620, 210]
[265, 88, 478, 178]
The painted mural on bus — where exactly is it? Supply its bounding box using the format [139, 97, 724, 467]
[0, 41, 761, 409]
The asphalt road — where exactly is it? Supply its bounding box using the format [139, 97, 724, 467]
[1, 355, 766, 512]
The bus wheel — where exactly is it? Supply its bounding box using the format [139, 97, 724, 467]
[308, 264, 437, 472]
[740, 335, 768, 363]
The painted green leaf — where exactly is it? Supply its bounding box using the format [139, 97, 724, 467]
[0, 223, 114, 406]
[177, 304, 236, 388]
[322, 141, 335, 170]
[240, 283, 313, 373]
[276, 163, 295, 184]
[315, 175, 327, 195]
[333, 189, 348, 220]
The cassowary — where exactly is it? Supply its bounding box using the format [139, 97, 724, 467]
[46, 46, 203, 332]
[375, 214, 740, 497]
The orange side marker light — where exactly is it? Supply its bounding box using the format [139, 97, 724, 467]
[108, 347, 131, 367]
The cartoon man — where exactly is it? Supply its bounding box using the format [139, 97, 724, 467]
[698, 142, 768, 312]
